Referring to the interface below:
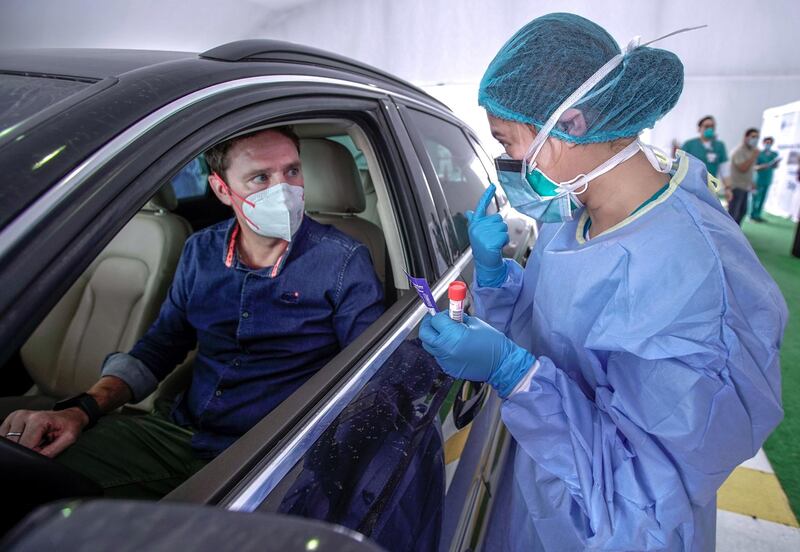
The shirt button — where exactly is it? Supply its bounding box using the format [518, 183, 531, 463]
[241, 311, 250, 319]
[215, 389, 222, 397]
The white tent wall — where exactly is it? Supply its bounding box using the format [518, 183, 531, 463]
[1, 0, 798, 154]
[246, 0, 800, 156]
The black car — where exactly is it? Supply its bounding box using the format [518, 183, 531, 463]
[0, 41, 537, 551]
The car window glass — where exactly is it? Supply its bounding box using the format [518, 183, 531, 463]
[0, 73, 91, 130]
[170, 156, 209, 200]
[469, 136, 509, 207]
[328, 135, 369, 171]
[405, 110, 497, 252]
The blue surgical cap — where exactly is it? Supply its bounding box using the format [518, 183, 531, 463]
[479, 13, 684, 144]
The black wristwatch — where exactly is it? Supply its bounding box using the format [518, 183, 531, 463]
[53, 393, 102, 429]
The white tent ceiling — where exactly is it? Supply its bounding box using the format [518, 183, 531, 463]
[2, 0, 799, 152]
[2, 0, 798, 79]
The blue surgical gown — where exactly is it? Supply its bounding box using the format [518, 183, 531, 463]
[474, 151, 787, 551]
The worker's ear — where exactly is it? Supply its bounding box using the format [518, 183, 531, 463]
[557, 108, 587, 138]
[209, 172, 233, 207]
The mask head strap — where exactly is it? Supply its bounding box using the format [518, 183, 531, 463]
[212, 171, 260, 230]
[557, 139, 644, 196]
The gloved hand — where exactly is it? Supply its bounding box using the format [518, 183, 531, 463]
[465, 184, 509, 288]
[419, 311, 535, 398]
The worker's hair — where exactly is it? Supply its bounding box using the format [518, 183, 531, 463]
[204, 126, 300, 180]
[745, 127, 759, 137]
[697, 115, 714, 128]
[763, 136, 775, 143]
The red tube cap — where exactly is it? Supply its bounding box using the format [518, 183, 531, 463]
[448, 281, 467, 301]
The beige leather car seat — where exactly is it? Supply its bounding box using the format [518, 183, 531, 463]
[0, 187, 191, 418]
[301, 138, 386, 285]
[358, 170, 381, 229]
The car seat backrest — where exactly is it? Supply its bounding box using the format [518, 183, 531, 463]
[20, 187, 192, 398]
[301, 138, 385, 284]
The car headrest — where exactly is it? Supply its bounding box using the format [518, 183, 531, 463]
[142, 185, 178, 213]
[301, 139, 365, 214]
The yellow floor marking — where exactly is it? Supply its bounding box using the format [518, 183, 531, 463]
[444, 425, 472, 465]
[717, 467, 799, 528]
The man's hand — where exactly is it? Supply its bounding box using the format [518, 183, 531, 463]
[725, 188, 733, 202]
[0, 408, 88, 458]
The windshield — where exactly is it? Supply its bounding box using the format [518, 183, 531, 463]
[0, 73, 91, 136]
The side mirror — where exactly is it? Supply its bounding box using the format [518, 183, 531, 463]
[452, 380, 488, 430]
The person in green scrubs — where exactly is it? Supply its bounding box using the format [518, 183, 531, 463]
[751, 136, 780, 221]
[681, 115, 728, 177]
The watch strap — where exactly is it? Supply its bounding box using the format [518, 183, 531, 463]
[53, 393, 102, 429]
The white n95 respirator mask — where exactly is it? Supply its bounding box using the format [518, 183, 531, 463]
[217, 175, 304, 241]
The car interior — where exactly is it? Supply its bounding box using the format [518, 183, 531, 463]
[0, 119, 408, 420]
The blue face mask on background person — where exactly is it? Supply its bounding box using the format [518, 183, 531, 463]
[703, 127, 715, 140]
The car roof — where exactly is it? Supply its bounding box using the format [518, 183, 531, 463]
[0, 48, 195, 81]
[0, 41, 441, 101]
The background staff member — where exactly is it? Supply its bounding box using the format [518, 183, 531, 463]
[682, 115, 728, 177]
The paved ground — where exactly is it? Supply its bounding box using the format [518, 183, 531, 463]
[717, 449, 800, 550]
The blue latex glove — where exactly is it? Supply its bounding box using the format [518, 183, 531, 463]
[465, 184, 509, 288]
[419, 311, 535, 398]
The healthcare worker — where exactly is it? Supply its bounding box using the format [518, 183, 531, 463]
[419, 13, 786, 552]
[751, 136, 780, 222]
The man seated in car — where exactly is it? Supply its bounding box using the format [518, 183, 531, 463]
[1, 126, 385, 498]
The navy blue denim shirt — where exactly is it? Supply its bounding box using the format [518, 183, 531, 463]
[103, 216, 384, 457]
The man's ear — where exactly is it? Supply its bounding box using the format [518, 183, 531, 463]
[209, 172, 232, 206]
[557, 108, 588, 138]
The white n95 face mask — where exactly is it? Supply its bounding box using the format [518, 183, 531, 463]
[217, 175, 305, 241]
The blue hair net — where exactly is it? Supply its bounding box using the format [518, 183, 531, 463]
[479, 13, 684, 144]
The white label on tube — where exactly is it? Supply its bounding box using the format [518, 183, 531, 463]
[449, 299, 463, 322]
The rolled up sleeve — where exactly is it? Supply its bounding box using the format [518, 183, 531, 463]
[101, 352, 159, 403]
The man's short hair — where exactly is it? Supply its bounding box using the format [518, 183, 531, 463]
[745, 127, 759, 137]
[763, 136, 774, 143]
[698, 116, 714, 128]
[204, 125, 301, 179]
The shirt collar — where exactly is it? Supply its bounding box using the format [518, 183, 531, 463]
[222, 216, 308, 277]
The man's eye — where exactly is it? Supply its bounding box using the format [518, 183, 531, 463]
[252, 174, 268, 184]
[287, 168, 300, 178]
